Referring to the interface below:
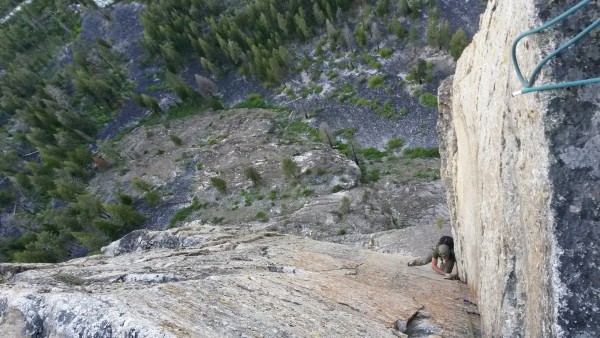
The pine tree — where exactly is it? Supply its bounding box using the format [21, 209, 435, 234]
[388, 20, 405, 40]
[277, 12, 289, 35]
[0, 150, 21, 175]
[166, 71, 195, 103]
[50, 178, 85, 203]
[11, 231, 67, 263]
[409, 0, 421, 19]
[98, 203, 147, 240]
[258, 12, 269, 33]
[142, 94, 163, 115]
[326, 19, 336, 40]
[227, 40, 243, 65]
[294, 12, 310, 40]
[200, 57, 219, 76]
[358, 3, 370, 29]
[215, 33, 228, 57]
[325, 2, 334, 19]
[355, 24, 367, 47]
[376, 0, 389, 17]
[407, 58, 428, 84]
[336, 7, 344, 23]
[450, 28, 468, 60]
[398, 0, 410, 17]
[160, 42, 183, 72]
[328, 27, 339, 50]
[313, 3, 326, 26]
[196, 37, 215, 61]
[269, 54, 284, 84]
[343, 24, 354, 51]
[425, 15, 440, 49]
[278, 46, 290, 66]
[438, 20, 451, 50]
[371, 22, 382, 50]
[408, 24, 419, 45]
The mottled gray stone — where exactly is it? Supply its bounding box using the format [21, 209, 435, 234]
[0, 225, 480, 337]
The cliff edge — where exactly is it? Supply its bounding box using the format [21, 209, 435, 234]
[438, 0, 599, 336]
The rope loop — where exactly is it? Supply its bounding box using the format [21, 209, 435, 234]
[511, 0, 600, 96]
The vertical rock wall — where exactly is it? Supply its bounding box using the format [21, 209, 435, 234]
[438, 0, 599, 336]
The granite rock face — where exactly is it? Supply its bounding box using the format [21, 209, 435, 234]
[438, 0, 599, 336]
[0, 223, 480, 337]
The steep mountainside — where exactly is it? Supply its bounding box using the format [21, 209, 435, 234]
[0, 0, 485, 263]
[91, 108, 451, 255]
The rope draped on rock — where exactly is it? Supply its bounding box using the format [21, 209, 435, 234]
[511, 0, 600, 96]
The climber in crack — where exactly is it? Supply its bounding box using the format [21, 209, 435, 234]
[407, 236, 458, 280]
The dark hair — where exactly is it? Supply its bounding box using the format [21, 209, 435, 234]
[437, 236, 454, 250]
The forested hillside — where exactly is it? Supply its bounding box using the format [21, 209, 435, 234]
[0, 0, 482, 263]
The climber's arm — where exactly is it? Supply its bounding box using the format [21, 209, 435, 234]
[430, 257, 447, 276]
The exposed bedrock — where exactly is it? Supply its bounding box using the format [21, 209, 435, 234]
[438, 0, 599, 336]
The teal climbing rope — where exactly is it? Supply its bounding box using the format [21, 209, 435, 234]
[511, 0, 600, 96]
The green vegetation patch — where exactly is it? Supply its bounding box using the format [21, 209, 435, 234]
[170, 134, 183, 146]
[234, 93, 275, 109]
[255, 211, 269, 222]
[273, 117, 320, 143]
[241, 190, 252, 206]
[367, 75, 386, 88]
[169, 198, 202, 228]
[387, 138, 405, 150]
[167, 102, 206, 120]
[132, 177, 154, 193]
[282, 158, 300, 179]
[244, 167, 263, 186]
[335, 128, 356, 140]
[284, 87, 296, 99]
[378, 101, 398, 119]
[362, 54, 382, 69]
[403, 147, 440, 159]
[359, 165, 382, 184]
[210, 177, 228, 193]
[360, 147, 388, 161]
[268, 189, 278, 201]
[414, 169, 441, 180]
[0, 191, 14, 208]
[379, 48, 393, 58]
[144, 191, 161, 206]
[339, 196, 351, 214]
[300, 188, 314, 197]
[450, 29, 469, 61]
[419, 93, 438, 108]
